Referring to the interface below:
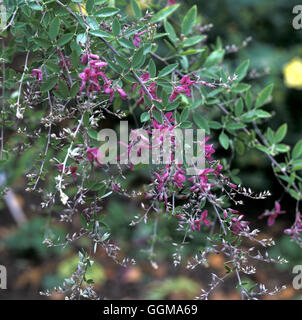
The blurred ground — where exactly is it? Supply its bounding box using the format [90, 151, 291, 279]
[0, 192, 301, 300]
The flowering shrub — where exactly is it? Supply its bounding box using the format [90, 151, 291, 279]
[1, 0, 302, 300]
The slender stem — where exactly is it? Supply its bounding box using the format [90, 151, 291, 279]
[0, 7, 18, 34]
[33, 90, 53, 190]
[16, 51, 29, 119]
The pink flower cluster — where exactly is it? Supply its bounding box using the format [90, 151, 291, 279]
[284, 215, 302, 239]
[87, 148, 103, 167]
[31, 69, 43, 81]
[170, 76, 195, 102]
[167, 0, 176, 5]
[151, 164, 186, 203]
[258, 201, 286, 226]
[133, 30, 148, 48]
[79, 53, 127, 101]
[56, 164, 78, 181]
[191, 210, 211, 231]
[79, 53, 108, 93]
[132, 72, 161, 107]
[224, 209, 250, 234]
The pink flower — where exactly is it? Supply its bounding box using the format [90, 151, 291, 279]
[169, 75, 195, 102]
[78, 54, 108, 93]
[231, 215, 249, 234]
[87, 148, 104, 165]
[80, 53, 89, 65]
[116, 86, 128, 100]
[103, 81, 128, 102]
[31, 69, 43, 81]
[59, 59, 72, 70]
[56, 164, 78, 181]
[201, 136, 215, 161]
[167, 0, 176, 5]
[191, 210, 211, 231]
[258, 201, 286, 226]
[133, 30, 148, 48]
[173, 167, 186, 188]
[284, 216, 302, 239]
[70, 166, 78, 181]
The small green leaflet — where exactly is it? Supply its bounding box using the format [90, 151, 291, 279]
[131, 0, 142, 19]
[181, 5, 197, 36]
[48, 17, 60, 41]
[41, 76, 58, 92]
[255, 84, 273, 108]
[219, 132, 229, 150]
[151, 4, 180, 23]
[158, 63, 178, 78]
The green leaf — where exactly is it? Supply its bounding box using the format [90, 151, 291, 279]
[148, 59, 156, 78]
[57, 33, 73, 46]
[235, 98, 244, 117]
[180, 107, 189, 122]
[234, 140, 245, 155]
[219, 132, 229, 150]
[118, 38, 136, 49]
[151, 4, 180, 23]
[76, 33, 87, 45]
[86, 16, 99, 30]
[244, 90, 253, 110]
[115, 55, 130, 70]
[193, 113, 209, 133]
[256, 109, 272, 118]
[226, 122, 246, 131]
[87, 129, 98, 140]
[89, 30, 111, 38]
[183, 36, 206, 47]
[95, 7, 120, 17]
[291, 159, 302, 171]
[255, 84, 273, 108]
[164, 20, 177, 43]
[152, 110, 163, 123]
[255, 144, 270, 154]
[140, 112, 150, 122]
[131, 0, 142, 19]
[231, 83, 250, 93]
[181, 5, 197, 36]
[208, 121, 222, 129]
[41, 76, 58, 92]
[83, 111, 90, 127]
[86, 0, 95, 13]
[275, 144, 290, 153]
[158, 63, 178, 78]
[292, 140, 302, 159]
[275, 124, 287, 143]
[55, 80, 69, 99]
[33, 37, 52, 49]
[112, 18, 120, 37]
[267, 127, 275, 145]
[48, 17, 60, 41]
[180, 121, 192, 128]
[234, 60, 249, 82]
[70, 82, 80, 98]
[204, 49, 225, 68]
[132, 47, 145, 68]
